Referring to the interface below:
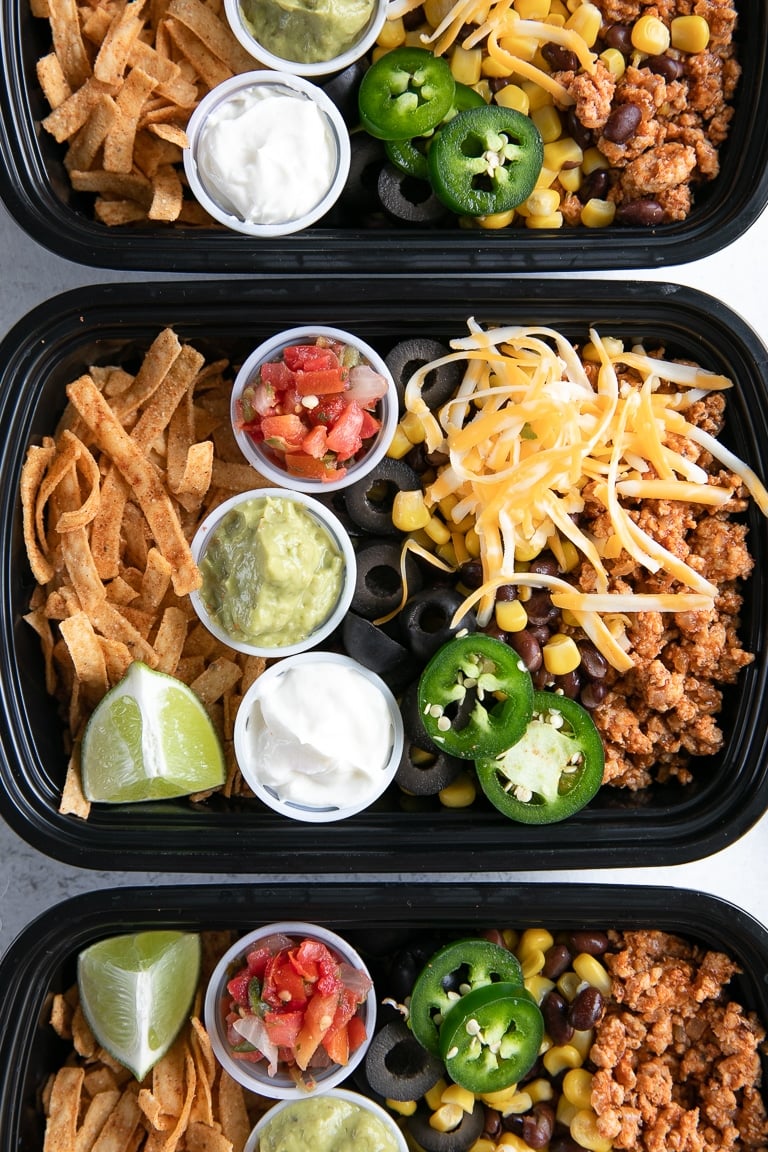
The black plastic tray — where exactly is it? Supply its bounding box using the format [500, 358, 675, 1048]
[0, 277, 767, 873]
[1, 882, 768, 1151]
[0, 0, 767, 272]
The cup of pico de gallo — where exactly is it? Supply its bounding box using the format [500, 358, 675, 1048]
[230, 325, 398, 493]
[204, 922, 377, 1098]
[233, 652, 404, 821]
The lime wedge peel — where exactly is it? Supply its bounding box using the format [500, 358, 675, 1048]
[77, 930, 202, 1082]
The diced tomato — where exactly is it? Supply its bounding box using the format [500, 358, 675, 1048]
[347, 1014, 368, 1053]
[259, 360, 296, 391]
[246, 946, 272, 980]
[262, 949, 309, 1010]
[359, 410, 381, 439]
[226, 970, 252, 1008]
[282, 344, 339, 373]
[289, 940, 344, 996]
[320, 985, 359, 1065]
[301, 425, 328, 459]
[284, 454, 346, 481]
[326, 401, 365, 461]
[308, 394, 348, 428]
[262, 1009, 304, 1050]
[295, 368, 345, 396]
[293, 992, 340, 1070]
[260, 414, 305, 448]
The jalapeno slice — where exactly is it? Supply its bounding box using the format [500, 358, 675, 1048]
[385, 84, 487, 180]
[409, 937, 524, 1056]
[418, 634, 534, 760]
[427, 105, 544, 216]
[475, 690, 605, 824]
[358, 47, 456, 141]
[438, 982, 544, 1094]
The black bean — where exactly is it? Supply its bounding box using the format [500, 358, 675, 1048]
[555, 670, 581, 699]
[496, 582, 519, 601]
[508, 629, 542, 673]
[603, 23, 633, 54]
[645, 53, 684, 81]
[568, 930, 610, 955]
[542, 942, 573, 980]
[541, 42, 580, 72]
[616, 198, 664, 225]
[528, 551, 559, 577]
[579, 168, 610, 203]
[568, 985, 605, 1030]
[502, 1114, 525, 1135]
[550, 1136, 584, 1152]
[541, 990, 574, 1046]
[402, 3, 424, 28]
[524, 589, 559, 626]
[577, 640, 608, 680]
[566, 108, 592, 150]
[483, 1108, 502, 1138]
[459, 559, 484, 589]
[528, 624, 552, 646]
[523, 1103, 556, 1150]
[533, 666, 555, 689]
[580, 680, 607, 710]
[603, 102, 642, 143]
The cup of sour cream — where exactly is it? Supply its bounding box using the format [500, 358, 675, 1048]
[183, 72, 350, 236]
[234, 652, 404, 821]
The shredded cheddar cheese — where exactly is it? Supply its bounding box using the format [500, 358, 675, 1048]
[402, 321, 768, 670]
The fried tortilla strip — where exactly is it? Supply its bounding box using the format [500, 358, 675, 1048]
[210, 459, 269, 493]
[37, 52, 72, 109]
[75, 1088, 122, 1152]
[66, 375, 201, 595]
[91, 1085, 143, 1151]
[112, 327, 182, 419]
[191, 658, 241, 707]
[21, 441, 57, 585]
[24, 608, 58, 695]
[43, 78, 117, 144]
[104, 66, 158, 173]
[149, 163, 184, 221]
[48, 0, 91, 89]
[94, 198, 149, 225]
[185, 1125, 233, 1152]
[148, 121, 189, 148]
[94, 0, 149, 86]
[60, 754, 91, 818]
[49, 992, 73, 1040]
[59, 610, 109, 701]
[218, 1070, 251, 1152]
[56, 434, 102, 533]
[134, 131, 183, 178]
[129, 38, 199, 106]
[165, 0, 255, 71]
[162, 18, 232, 90]
[153, 605, 189, 673]
[70, 168, 155, 207]
[64, 94, 119, 175]
[138, 546, 173, 609]
[43, 1066, 84, 1151]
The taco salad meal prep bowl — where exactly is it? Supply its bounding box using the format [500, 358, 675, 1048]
[1, 882, 768, 1151]
[0, 276, 766, 874]
[0, 0, 766, 272]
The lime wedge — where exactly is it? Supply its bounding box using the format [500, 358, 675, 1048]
[81, 661, 225, 803]
[77, 930, 201, 1081]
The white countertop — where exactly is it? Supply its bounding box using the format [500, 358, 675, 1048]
[0, 196, 765, 960]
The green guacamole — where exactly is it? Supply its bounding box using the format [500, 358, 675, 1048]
[240, 0, 375, 64]
[199, 496, 343, 649]
[259, 1096, 400, 1152]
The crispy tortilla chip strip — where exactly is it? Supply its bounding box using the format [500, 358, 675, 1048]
[37, 52, 72, 109]
[91, 1086, 143, 1152]
[165, 0, 255, 71]
[210, 459, 268, 492]
[70, 168, 155, 206]
[153, 605, 188, 673]
[59, 756, 91, 817]
[21, 441, 57, 584]
[35, 432, 79, 547]
[59, 610, 109, 699]
[100, 636, 135, 684]
[42, 77, 117, 143]
[66, 375, 202, 595]
[94, 198, 149, 225]
[185, 1124, 233, 1152]
[218, 1070, 251, 1152]
[57, 434, 102, 532]
[113, 327, 182, 418]
[24, 609, 57, 694]
[191, 658, 241, 707]
[138, 547, 173, 608]
[149, 163, 184, 220]
[75, 1088, 122, 1152]
[162, 18, 232, 89]
[148, 121, 189, 147]
[94, 0, 149, 86]
[49, 992, 74, 1040]
[65, 94, 119, 174]
[84, 1068, 122, 1097]
[48, 0, 91, 88]
[134, 130, 183, 177]
[72, 1003, 98, 1057]
[104, 66, 158, 173]
[43, 1066, 84, 1150]
[129, 38, 199, 105]
[82, 5, 113, 46]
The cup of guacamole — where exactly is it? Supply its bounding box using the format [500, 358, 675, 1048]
[245, 1089, 408, 1151]
[189, 488, 356, 658]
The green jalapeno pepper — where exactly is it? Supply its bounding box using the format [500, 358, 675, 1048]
[385, 83, 486, 180]
[358, 47, 456, 141]
[475, 690, 604, 824]
[427, 104, 544, 216]
[409, 937, 524, 1056]
[418, 634, 534, 760]
[438, 982, 544, 1094]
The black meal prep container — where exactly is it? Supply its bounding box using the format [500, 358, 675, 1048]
[0, 0, 767, 273]
[2, 881, 768, 1150]
[0, 277, 766, 873]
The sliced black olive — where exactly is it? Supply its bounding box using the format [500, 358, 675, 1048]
[340, 132, 387, 218]
[407, 1101, 485, 1151]
[321, 60, 369, 126]
[399, 679, 440, 749]
[351, 538, 423, 620]
[341, 613, 412, 693]
[343, 456, 421, 535]
[396, 737, 463, 796]
[400, 587, 477, 662]
[378, 163, 451, 224]
[385, 338, 465, 414]
[365, 1021, 444, 1102]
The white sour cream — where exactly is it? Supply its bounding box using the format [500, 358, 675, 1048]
[196, 85, 338, 225]
[243, 662, 394, 809]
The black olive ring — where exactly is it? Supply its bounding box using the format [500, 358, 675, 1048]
[365, 1021, 445, 1102]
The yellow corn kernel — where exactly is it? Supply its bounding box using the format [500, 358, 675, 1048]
[378, 16, 406, 48]
[372, 42, 395, 61]
[559, 538, 580, 572]
[392, 489, 431, 532]
[473, 78, 494, 103]
[526, 188, 560, 216]
[500, 1091, 533, 1116]
[545, 12, 565, 25]
[408, 528, 434, 551]
[581, 146, 608, 174]
[558, 165, 582, 192]
[533, 165, 558, 190]
[671, 13, 710, 52]
[599, 45, 626, 78]
[559, 608, 580, 628]
[520, 79, 554, 111]
[525, 210, 563, 228]
[400, 409, 427, 444]
[495, 598, 528, 632]
[411, 745, 436, 767]
[465, 526, 481, 557]
[482, 55, 514, 78]
[480, 1084, 522, 1108]
[581, 198, 616, 228]
[451, 531, 471, 566]
[518, 927, 554, 959]
[514, 0, 550, 16]
[441, 1084, 476, 1113]
[424, 514, 451, 546]
[404, 27, 428, 45]
[557, 970, 582, 1001]
[494, 83, 530, 114]
[573, 953, 612, 997]
[548, 0, 568, 15]
[438, 493, 459, 520]
[502, 927, 518, 949]
[569, 1109, 613, 1152]
[387, 424, 416, 459]
[436, 540, 458, 567]
[469, 1140, 498, 1152]
[498, 1136, 531, 1151]
[499, 32, 539, 60]
[563, 1067, 594, 1110]
[543, 1043, 583, 1076]
[527, 1077, 555, 1103]
[520, 947, 546, 978]
[475, 208, 516, 229]
[387, 1098, 418, 1116]
[525, 973, 556, 1003]
[431, 1103, 465, 1132]
[451, 44, 483, 85]
[425, 1079, 449, 1111]
[543, 633, 581, 675]
[631, 13, 670, 54]
[530, 104, 562, 143]
[424, 0, 454, 27]
[543, 136, 583, 171]
[565, 1, 601, 46]
[556, 1094, 579, 1127]
[570, 1028, 594, 1060]
[439, 772, 477, 808]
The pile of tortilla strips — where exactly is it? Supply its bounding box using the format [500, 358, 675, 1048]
[43, 933, 270, 1152]
[20, 326, 276, 819]
[34, 0, 257, 224]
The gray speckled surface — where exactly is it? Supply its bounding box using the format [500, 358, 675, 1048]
[1, 196, 767, 962]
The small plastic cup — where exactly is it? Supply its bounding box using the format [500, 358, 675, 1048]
[183, 72, 351, 237]
[231, 324, 398, 494]
[233, 652, 404, 822]
[223, 0, 389, 78]
[204, 922, 377, 1099]
[189, 488, 356, 658]
[244, 1087, 409, 1152]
